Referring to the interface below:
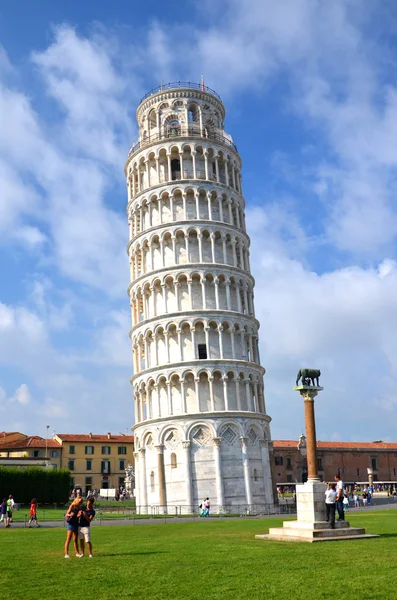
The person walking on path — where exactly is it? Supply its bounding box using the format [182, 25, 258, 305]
[0, 499, 8, 527]
[6, 495, 14, 525]
[335, 475, 345, 521]
[28, 499, 39, 528]
[343, 494, 350, 513]
[78, 498, 96, 558]
[325, 483, 337, 529]
[204, 498, 210, 517]
[64, 497, 83, 558]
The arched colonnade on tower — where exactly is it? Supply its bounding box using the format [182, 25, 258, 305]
[128, 225, 251, 281]
[128, 187, 245, 239]
[127, 144, 242, 199]
[131, 317, 260, 374]
[130, 271, 255, 325]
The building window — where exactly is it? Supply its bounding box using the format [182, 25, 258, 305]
[86, 460, 92, 471]
[286, 474, 293, 483]
[286, 457, 292, 470]
[118, 476, 125, 488]
[371, 457, 377, 470]
[69, 445, 75, 455]
[118, 446, 127, 455]
[101, 460, 111, 474]
[150, 471, 155, 492]
[198, 344, 207, 359]
[33, 450, 40, 458]
[275, 456, 283, 466]
[394, 468, 396, 477]
[102, 446, 111, 455]
[317, 457, 323, 471]
[254, 468, 258, 481]
[68, 460, 75, 471]
[85, 445, 94, 455]
[119, 460, 125, 471]
[50, 450, 58, 458]
[357, 468, 360, 477]
[171, 453, 177, 469]
[85, 477, 92, 485]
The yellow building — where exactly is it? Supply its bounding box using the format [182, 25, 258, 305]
[0, 435, 62, 469]
[54, 433, 134, 494]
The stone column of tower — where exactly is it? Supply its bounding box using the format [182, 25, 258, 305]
[125, 82, 274, 512]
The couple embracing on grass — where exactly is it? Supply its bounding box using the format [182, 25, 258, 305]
[64, 496, 96, 559]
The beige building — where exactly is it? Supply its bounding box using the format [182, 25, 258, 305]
[54, 433, 135, 494]
[0, 435, 62, 469]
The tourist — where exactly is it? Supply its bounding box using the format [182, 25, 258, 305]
[325, 483, 337, 529]
[64, 496, 83, 558]
[0, 499, 8, 527]
[79, 498, 96, 558]
[204, 497, 210, 517]
[28, 498, 39, 528]
[6, 495, 14, 524]
[362, 491, 368, 507]
[353, 492, 359, 508]
[343, 494, 349, 513]
[334, 475, 345, 521]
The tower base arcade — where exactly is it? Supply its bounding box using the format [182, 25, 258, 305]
[133, 413, 274, 512]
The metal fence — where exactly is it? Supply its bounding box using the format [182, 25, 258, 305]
[128, 128, 238, 157]
[139, 82, 222, 103]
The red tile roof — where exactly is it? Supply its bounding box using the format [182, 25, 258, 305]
[0, 436, 61, 450]
[273, 440, 397, 450]
[55, 434, 134, 443]
[0, 432, 27, 446]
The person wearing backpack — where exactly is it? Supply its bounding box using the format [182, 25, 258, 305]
[64, 496, 83, 558]
[0, 499, 8, 528]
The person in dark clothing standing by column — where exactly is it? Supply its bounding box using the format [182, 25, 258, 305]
[335, 474, 345, 521]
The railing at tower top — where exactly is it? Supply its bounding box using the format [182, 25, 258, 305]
[139, 82, 222, 103]
[128, 127, 238, 157]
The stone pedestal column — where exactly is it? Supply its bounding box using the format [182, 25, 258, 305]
[213, 437, 225, 510]
[156, 444, 167, 511]
[298, 387, 321, 482]
[182, 441, 193, 511]
[240, 436, 253, 508]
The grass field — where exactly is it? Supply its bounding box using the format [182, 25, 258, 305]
[0, 511, 395, 600]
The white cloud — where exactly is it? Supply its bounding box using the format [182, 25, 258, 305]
[11, 384, 30, 405]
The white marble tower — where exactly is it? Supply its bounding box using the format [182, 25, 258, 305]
[125, 82, 274, 512]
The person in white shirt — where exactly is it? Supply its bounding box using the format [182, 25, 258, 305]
[325, 483, 338, 529]
[335, 475, 345, 521]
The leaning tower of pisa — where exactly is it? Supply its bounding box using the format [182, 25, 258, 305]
[125, 82, 274, 512]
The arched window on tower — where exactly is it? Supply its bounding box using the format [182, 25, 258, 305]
[171, 453, 177, 469]
[254, 468, 258, 482]
[171, 158, 180, 181]
[167, 119, 181, 138]
[150, 471, 155, 492]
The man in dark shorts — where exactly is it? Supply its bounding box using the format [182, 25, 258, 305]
[78, 498, 96, 558]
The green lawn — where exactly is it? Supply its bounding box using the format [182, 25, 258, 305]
[0, 511, 395, 600]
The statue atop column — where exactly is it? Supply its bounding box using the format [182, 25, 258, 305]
[296, 368, 321, 387]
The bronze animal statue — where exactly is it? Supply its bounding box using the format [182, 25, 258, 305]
[296, 368, 321, 387]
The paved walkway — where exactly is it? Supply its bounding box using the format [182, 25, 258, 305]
[6, 501, 397, 529]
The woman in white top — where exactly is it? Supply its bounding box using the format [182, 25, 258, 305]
[325, 483, 338, 529]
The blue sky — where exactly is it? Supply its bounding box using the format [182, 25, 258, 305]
[1, 0, 397, 441]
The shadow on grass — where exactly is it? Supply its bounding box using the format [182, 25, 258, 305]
[375, 533, 397, 538]
[103, 551, 167, 557]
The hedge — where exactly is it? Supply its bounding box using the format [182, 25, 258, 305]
[0, 467, 70, 504]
